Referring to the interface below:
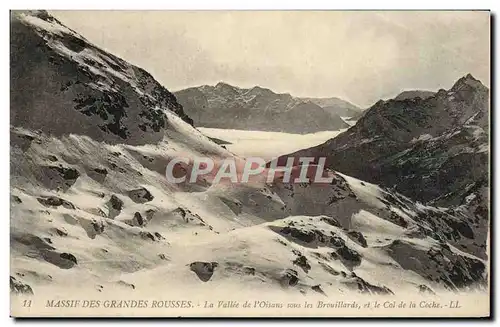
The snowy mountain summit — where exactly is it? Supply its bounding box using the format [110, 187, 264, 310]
[174, 83, 360, 133]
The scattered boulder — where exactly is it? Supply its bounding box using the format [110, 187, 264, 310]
[42, 251, 78, 269]
[292, 252, 311, 273]
[11, 195, 22, 204]
[154, 232, 165, 240]
[106, 195, 123, 219]
[418, 284, 436, 295]
[139, 231, 156, 242]
[127, 187, 154, 203]
[53, 227, 68, 237]
[243, 267, 256, 275]
[79, 218, 105, 239]
[39, 165, 80, 191]
[311, 284, 327, 296]
[145, 209, 156, 220]
[190, 262, 218, 282]
[60, 253, 77, 264]
[116, 280, 135, 290]
[332, 245, 362, 270]
[37, 196, 75, 209]
[320, 216, 342, 228]
[347, 231, 368, 248]
[87, 167, 108, 182]
[280, 268, 299, 287]
[134, 212, 145, 226]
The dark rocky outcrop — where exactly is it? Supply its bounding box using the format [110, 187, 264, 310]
[37, 196, 75, 209]
[38, 165, 80, 191]
[347, 231, 368, 248]
[280, 268, 299, 287]
[10, 276, 34, 295]
[332, 245, 362, 271]
[418, 284, 436, 295]
[42, 251, 78, 269]
[385, 240, 486, 290]
[190, 261, 218, 282]
[106, 194, 124, 219]
[127, 187, 154, 204]
[292, 251, 311, 273]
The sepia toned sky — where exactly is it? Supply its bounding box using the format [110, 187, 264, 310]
[51, 11, 490, 108]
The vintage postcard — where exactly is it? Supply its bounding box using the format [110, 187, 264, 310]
[10, 10, 490, 318]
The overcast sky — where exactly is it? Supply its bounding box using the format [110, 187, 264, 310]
[51, 11, 490, 108]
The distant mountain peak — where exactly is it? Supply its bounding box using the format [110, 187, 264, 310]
[451, 73, 485, 92]
[248, 85, 274, 96]
[174, 82, 352, 133]
[215, 81, 237, 89]
[394, 90, 435, 101]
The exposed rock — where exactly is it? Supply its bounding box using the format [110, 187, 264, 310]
[333, 245, 362, 270]
[418, 284, 436, 295]
[394, 90, 435, 101]
[154, 232, 165, 240]
[46, 155, 58, 162]
[280, 268, 299, 287]
[127, 187, 154, 203]
[343, 276, 394, 295]
[38, 165, 80, 191]
[243, 267, 256, 275]
[37, 196, 75, 209]
[116, 280, 135, 290]
[42, 251, 78, 269]
[190, 262, 218, 282]
[12, 233, 55, 251]
[133, 212, 145, 226]
[106, 195, 123, 219]
[139, 231, 156, 242]
[385, 240, 486, 290]
[11, 195, 22, 204]
[311, 284, 327, 296]
[87, 167, 108, 182]
[347, 231, 368, 248]
[53, 228, 68, 237]
[10, 276, 34, 295]
[219, 197, 243, 215]
[320, 216, 342, 228]
[270, 225, 346, 250]
[78, 217, 105, 239]
[292, 252, 311, 273]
